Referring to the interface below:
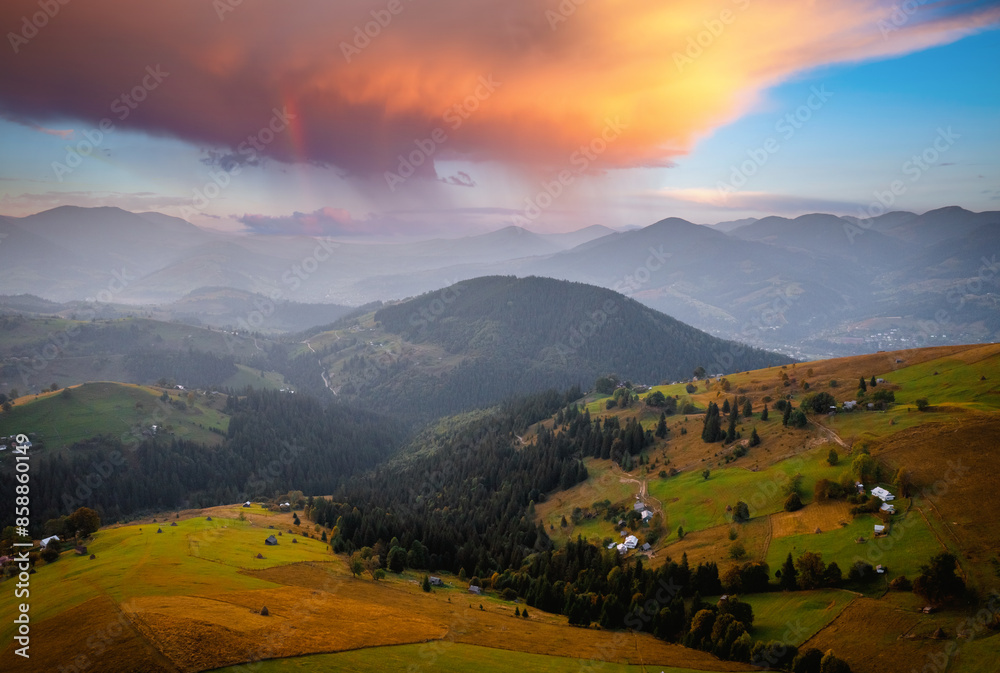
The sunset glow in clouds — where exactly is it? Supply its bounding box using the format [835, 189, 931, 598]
[1, 0, 998, 234]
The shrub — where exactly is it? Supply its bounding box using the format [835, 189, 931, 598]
[889, 576, 912, 591]
[784, 492, 803, 512]
[915, 398, 930, 411]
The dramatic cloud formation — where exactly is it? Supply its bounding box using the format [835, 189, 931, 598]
[2, 0, 997, 187]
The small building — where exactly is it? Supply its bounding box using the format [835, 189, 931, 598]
[641, 509, 654, 522]
[616, 543, 627, 554]
[855, 482, 865, 493]
[641, 542, 652, 552]
[74, 545, 87, 555]
[880, 502, 895, 514]
[633, 502, 646, 512]
[265, 535, 278, 546]
[624, 535, 639, 549]
[873, 524, 886, 536]
[876, 564, 886, 574]
[876, 378, 885, 384]
[844, 401, 857, 410]
[242, 501, 252, 508]
[468, 585, 481, 595]
[871, 487, 895, 501]
[606, 542, 617, 550]
[40, 535, 59, 549]
[429, 576, 444, 586]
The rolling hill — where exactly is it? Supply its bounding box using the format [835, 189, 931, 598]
[308, 276, 794, 419]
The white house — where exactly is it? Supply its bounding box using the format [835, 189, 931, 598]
[616, 543, 627, 554]
[844, 401, 857, 410]
[429, 576, 444, 586]
[855, 482, 864, 493]
[641, 509, 654, 522]
[624, 535, 639, 549]
[876, 378, 885, 384]
[607, 542, 617, 550]
[633, 502, 646, 512]
[40, 535, 59, 549]
[880, 502, 896, 514]
[873, 524, 886, 536]
[871, 487, 895, 501]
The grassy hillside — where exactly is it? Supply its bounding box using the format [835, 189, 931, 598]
[527, 343, 1000, 673]
[0, 381, 228, 449]
[0, 509, 747, 673]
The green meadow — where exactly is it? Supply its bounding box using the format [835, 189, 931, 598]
[0, 381, 228, 449]
[222, 363, 290, 391]
[648, 445, 848, 535]
[740, 589, 856, 645]
[208, 642, 712, 673]
[765, 506, 944, 581]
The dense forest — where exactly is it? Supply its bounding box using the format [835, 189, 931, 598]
[359, 276, 793, 419]
[310, 388, 850, 671]
[0, 389, 403, 524]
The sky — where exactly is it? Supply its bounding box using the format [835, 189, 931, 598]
[0, 0, 998, 237]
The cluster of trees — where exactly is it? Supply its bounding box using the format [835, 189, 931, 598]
[702, 396, 761, 447]
[310, 389, 582, 576]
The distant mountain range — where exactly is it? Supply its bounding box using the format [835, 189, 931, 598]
[1, 205, 997, 358]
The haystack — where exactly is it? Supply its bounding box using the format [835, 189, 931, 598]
[260, 606, 269, 616]
[156, 528, 163, 534]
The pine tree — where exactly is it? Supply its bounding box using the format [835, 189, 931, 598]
[702, 402, 722, 442]
[725, 411, 737, 444]
[870, 376, 877, 388]
[749, 427, 761, 447]
[514, 606, 520, 616]
[422, 575, 431, 592]
[782, 403, 792, 427]
[742, 399, 752, 418]
[780, 552, 798, 590]
[656, 412, 667, 439]
[760, 403, 769, 421]
[859, 376, 867, 393]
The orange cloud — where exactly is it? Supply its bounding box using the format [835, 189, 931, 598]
[1, 0, 996, 179]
